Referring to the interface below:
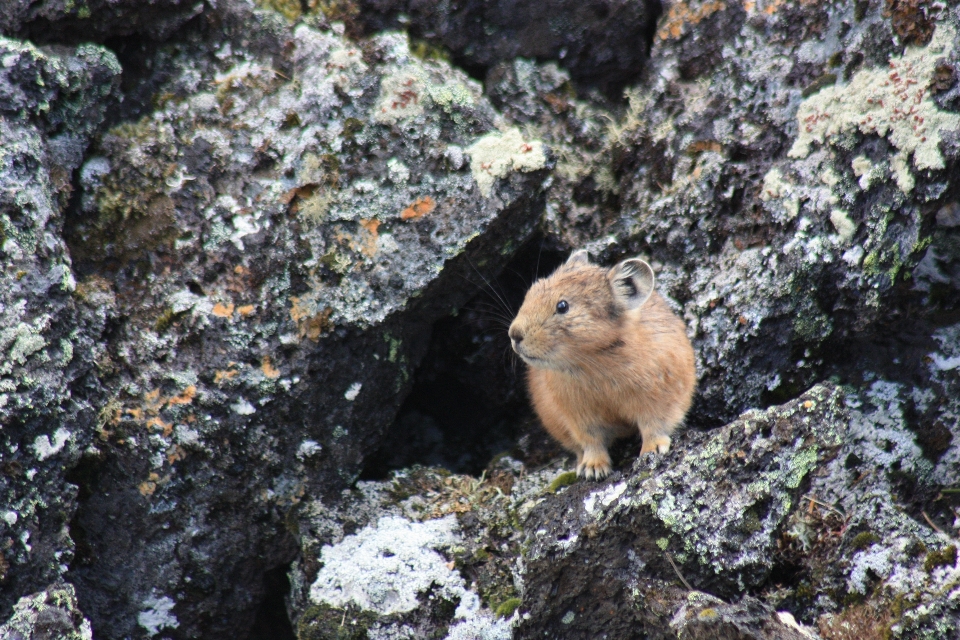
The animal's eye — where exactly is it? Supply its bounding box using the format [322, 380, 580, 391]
[556, 300, 569, 314]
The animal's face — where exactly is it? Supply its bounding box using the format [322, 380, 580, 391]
[508, 251, 654, 371]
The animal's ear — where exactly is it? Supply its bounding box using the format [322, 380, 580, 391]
[566, 249, 590, 266]
[608, 259, 655, 310]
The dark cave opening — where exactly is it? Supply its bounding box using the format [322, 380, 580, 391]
[360, 236, 569, 479]
[249, 564, 296, 640]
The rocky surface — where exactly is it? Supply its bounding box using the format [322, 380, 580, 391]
[0, 0, 205, 43]
[1, 0, 959, 638]
[0, 581, 93, 640]
[58, 3, 549, 638]
[485, 1, 960, 426]
[348, 0, 660, 95]
[0, 36, 119, 621]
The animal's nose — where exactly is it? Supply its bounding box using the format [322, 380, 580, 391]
[508, 326, 523, 344]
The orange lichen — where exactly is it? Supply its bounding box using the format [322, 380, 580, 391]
[237, 304, 256, 316]
[212, 302, 235, 317]
[139, 472, 161, 496]
[147, 416, 174, 437]
[214, 363, 240, 385]
[401, 196, 436, 220]
[359, 218, 381, 257]
[261, 355, 280, 379]
[167, 385, 197, 405]
[657, 1, 726, 40]
[166, 445, 187, 465]
[290, 296, 334, 341]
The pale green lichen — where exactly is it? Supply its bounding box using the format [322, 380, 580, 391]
[373, 66, 426, 125]
[466, 128, 546, 197]
[789, 23, 960, 193]
[830, 209, 857, 241]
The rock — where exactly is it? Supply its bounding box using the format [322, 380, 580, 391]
[348, 0, 660, 95]
[0, 581, 93, 640]
[58, 3, 548, 637]
[671, 593, 818, 640]
[0, 37, 120, 620]
[517, 384, 844, 639]
[488, 3, 960, 426]
[0, 0, 205, 43]
[288, 460, 551, 640]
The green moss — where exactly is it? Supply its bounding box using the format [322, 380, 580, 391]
[297, 603, 376, 640]
[155, 308, 187, 333]
[494, 597, 521, 619]
[409, 39, 452, 63]
[850, 531, 880, 551]
[256, 0, 302, 21]
[924, 545, 957, 572]
[548, 472, 578, 493]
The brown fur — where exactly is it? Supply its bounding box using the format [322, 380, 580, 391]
[508, 251, 696, 479]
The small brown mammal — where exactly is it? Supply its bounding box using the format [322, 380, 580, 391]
[508, 250, 696, 479]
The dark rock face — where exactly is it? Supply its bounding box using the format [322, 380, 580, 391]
[0, 0, 205, 43]
[55, 4, 547, 638]
[2, 0, 960, 638]
[479, 2, 960, 425]
[0, 37, 120, 621]
[351, 0, 661, 94]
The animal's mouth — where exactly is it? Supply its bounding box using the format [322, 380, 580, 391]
[513, 344, 547, 366]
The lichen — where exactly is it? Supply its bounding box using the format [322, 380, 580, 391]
[789, 22, 960, 193]
[466, 128, 547, 197]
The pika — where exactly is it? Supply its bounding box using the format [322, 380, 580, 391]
[508, 250, 696, 479]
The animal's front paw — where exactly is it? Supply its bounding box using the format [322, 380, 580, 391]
[577, 451, 612, 480]
[640, 435, 671, 454]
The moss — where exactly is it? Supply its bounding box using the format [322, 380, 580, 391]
[923, 545, 957, 572]
[850, 531, 880, 551]
[548, 472, 578, 493]
[494, 597, 521, 619]
[409, 39, 452, 63]
[155, 308, 187, 333]
[297, 603, 377, 640]
[256, 0, 302, 21]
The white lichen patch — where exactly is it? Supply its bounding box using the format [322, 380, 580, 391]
[850, 155, 883, 190]
[31, 428, 71, 461]
[309, 515, 461, 615]
[583, 481, 627, 515]
[138, 595, 179, 637]
[789, 23, 960, 193]
[344, 382, 362, 401]
[466, 128, 546, 197]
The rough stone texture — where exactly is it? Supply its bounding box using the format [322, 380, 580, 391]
[348, 0, 660, 94]
[0, 581, 93, 640]
[57, 3, 547, 638]
[0, 37, 120, 621]
[0, 0, 205, 43]
[288, 459, 551, 640]
[516, 385, 843, 639]
[487, 2, 960, 426]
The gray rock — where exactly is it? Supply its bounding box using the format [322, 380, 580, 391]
[489, 4, 960, 426]
[0, 37, 120, 621]
[58, 3, 549, 637]
[348, 0, 660, 94]
[517, 384, 844, 639]
[0, 581, 93, 640]
[0, 0, 205, 43]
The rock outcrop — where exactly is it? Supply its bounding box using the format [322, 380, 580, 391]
[1, 0, 959, 638]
